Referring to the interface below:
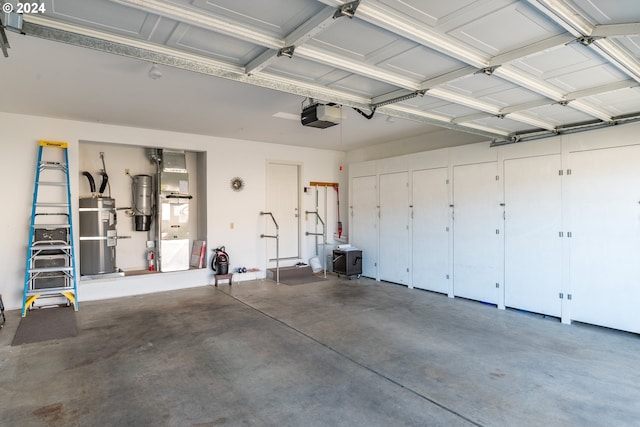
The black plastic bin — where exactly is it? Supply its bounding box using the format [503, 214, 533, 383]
[332, 249, 362, 279]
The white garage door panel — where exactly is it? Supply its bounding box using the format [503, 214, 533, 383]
[453, 162, 500, 304]
[379, 172, 409, 285]
[351, 175, 378, 278]
[504, 155, 562, 317]
[412, 168, 449, 294]
[569, 145, 640, 333]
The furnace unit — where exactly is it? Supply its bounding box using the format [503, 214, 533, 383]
[157, 150, 192, 272]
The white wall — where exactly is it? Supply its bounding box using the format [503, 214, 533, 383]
[345, 127, 486, 164]
[1, 112, 345, 310]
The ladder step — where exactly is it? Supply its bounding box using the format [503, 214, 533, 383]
[39, 165, 67, 172]
[27, 288, 75, 296]
[38, 181, 68, 186]
[36, 203, 70, 207]
[29, 266, 73, 274]
[33, 212, 69, 217]
[33, 224, 70, 229]
[31, 244, 71, 251]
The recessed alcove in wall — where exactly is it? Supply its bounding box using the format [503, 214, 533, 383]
[79, 141, 207, 276]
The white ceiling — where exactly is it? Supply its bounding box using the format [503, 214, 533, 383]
[1, 0, 639, 151]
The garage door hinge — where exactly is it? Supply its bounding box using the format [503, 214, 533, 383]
[559, 293, 564, 299]
[496, 283, 499, 288]
[496, 229, 500, 234]
[567, 294, 572, 300]
[496, 175, 500, 181]
[559, 169, 563, 176]
[446, 274, 450, 279]
[567, 169, 572, 175]
[406, 268, 409, 272]
[446, 179, 449, 184]
[446, 226, 449, 232]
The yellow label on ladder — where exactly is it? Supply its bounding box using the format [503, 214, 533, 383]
[39, 140, 68, 149]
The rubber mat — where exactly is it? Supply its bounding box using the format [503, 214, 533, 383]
[12, 306, 77, 346]
[267, 265, 327, 285]
[279, 275, 328, 286]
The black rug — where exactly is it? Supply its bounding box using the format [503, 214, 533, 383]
[12, 306, 77, 346]
[269, 265, 328, 285]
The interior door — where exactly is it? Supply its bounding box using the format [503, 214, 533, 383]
[569, 145, 640, 333]
[412, 167, 449, 294]
[379, 172, 409, 285]
[266, 162, 300, 260]
[504, 155, 562, 317]
[453, 162, 500, 304]
[351, 175, 377, 278]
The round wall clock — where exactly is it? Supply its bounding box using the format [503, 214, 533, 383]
[230, 177, 245, 192]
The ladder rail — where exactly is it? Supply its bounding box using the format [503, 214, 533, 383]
[22, 144, 45, 316]
[63, 145, 78, 310]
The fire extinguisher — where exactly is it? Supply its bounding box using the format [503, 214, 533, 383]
[147, 250, 156, 271]
[211, 246, 229, 275]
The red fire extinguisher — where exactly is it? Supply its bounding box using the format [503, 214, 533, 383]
[148, 250, 156, 271]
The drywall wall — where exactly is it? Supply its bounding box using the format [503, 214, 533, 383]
[345, 127, 487, 164]
[1, 112, 345, 310]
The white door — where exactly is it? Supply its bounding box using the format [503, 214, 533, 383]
[266, 163, 300, 260]
[379, 172, 409, 285]
[453, 162, 500, 304]
[351, 175, 378, 278]
[569, 145, 640, 333]
[412, 167, 449, 294]
[504, 155, 562, 317]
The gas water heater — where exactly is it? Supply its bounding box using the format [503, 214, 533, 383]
[79, 196, 117, 275]
[79, 169, 119, 276]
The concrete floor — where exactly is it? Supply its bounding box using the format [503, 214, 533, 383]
[1, 276, 639, 426]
